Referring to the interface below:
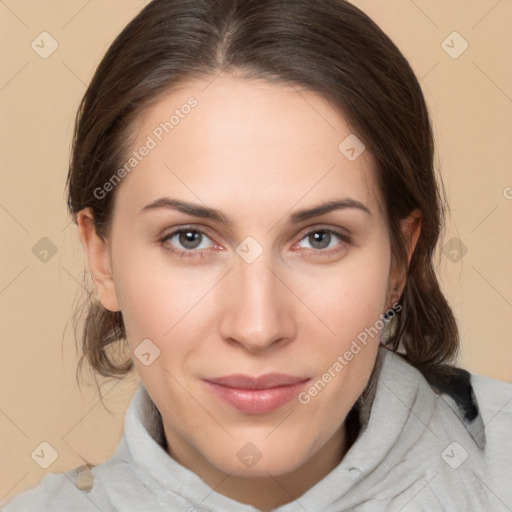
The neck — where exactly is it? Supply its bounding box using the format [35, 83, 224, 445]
[163, 421, 350, 511]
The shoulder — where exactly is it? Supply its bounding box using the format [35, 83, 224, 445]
[0, 458, 131, 512]
[470, 372, 512, 440]
[384, 350, 512, 452]
[416, 358, 512, 492]
[1, 468, 98, 512]
[385, 352, 512, 508]
[392, 350, 512, 429]
[433, 365, 512, 438]
[470, 371, 512, 411]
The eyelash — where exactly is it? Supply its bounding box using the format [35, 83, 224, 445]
[159, 226, 351, 259]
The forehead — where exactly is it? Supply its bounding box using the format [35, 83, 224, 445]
[114, 72, 383, 221]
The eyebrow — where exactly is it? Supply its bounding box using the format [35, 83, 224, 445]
[139, 197, 372, 226]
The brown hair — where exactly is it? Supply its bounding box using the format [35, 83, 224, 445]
[66, 0, 458, 382]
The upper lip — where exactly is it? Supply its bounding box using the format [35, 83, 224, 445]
[204, 373, 310, 390]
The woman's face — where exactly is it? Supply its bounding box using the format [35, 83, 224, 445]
[81, 72, 417, 486]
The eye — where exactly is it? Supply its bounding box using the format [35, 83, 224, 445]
[159, 226, 351, 259]
[295, 228, 350, 256]
[160, 227, 216, 258]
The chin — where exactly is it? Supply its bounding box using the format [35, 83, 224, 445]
[207, 441, 311, 478]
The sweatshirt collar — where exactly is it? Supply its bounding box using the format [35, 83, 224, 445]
[118, 346, 447, 511]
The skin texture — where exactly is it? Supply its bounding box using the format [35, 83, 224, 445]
[77, 72, 421, 510]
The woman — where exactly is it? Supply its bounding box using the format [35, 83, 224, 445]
[3, 0, 511, 510]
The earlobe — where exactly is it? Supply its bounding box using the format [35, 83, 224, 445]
[76, 208, 121, 312]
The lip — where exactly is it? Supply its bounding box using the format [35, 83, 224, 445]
[203, 373, 310, 414]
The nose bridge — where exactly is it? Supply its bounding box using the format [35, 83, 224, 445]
[220, 251, 294, 351]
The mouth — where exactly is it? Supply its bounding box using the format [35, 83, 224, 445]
[203, 373, 311, 414]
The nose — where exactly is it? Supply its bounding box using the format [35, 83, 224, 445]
[219, 255, 296, 353]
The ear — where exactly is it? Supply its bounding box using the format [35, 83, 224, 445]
[76, 208, 121, 312]
[387, 208, 422, 305]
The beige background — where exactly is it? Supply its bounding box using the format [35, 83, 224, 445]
[1, 0, 511, 502]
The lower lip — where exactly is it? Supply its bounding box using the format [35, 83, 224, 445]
[204, 380, 310, 414]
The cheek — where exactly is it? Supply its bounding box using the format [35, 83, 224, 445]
[295, 253, 390, 425]
[299, 246, 391, 342]
[111, 243, 177, 342]
[293, 243, 391, 409]
[112, 244, 221, 360]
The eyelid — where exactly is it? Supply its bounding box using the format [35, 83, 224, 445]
[295, 223, 351, 240]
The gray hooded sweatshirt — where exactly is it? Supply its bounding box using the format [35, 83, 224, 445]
[2, 346, 511, 511]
